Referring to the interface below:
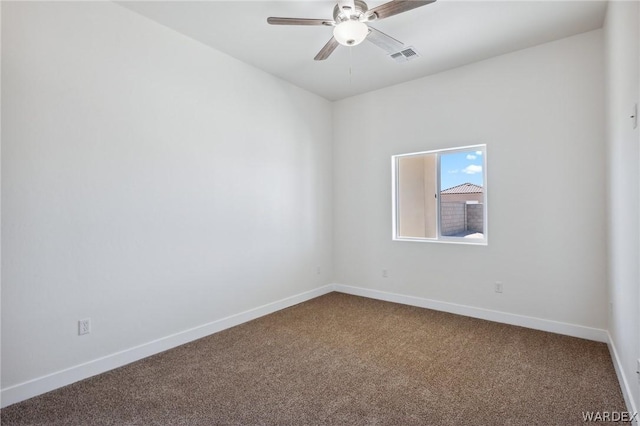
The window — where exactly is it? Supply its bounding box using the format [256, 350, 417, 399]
[392, 145, 487, 244]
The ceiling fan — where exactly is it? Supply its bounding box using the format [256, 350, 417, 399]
[267, 0, 436, 61]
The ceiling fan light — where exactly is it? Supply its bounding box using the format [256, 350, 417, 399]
[333, 20, 369, 46]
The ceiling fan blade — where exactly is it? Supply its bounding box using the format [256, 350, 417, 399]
[366, 26, 404, 54]
[366, 0, 435, 21]
[314, 37, 340, 61]
[338, 0, 357, 17]
[267, 17, 334, 26]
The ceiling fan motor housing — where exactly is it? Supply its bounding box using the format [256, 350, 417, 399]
[333, 0, 370, 23]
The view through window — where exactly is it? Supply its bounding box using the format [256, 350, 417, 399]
[393, 145, 487, 244]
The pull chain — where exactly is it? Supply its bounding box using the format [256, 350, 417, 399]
[349, 46, 353, 85]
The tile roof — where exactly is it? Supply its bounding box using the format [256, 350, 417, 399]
[441, 183, 483, 194]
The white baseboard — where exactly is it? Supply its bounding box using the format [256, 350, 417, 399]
[1, 284, 334, 408]
[607, 333, 639, 425]
[332, 284, 609, 343]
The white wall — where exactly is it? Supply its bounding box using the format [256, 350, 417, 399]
[604, 0, 640, 413]
[1, 1, 332, 394]
[333, 30, 607, 329]
[0, 0, 3, 403]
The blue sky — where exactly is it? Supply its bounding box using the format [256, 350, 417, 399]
[440, 150, 484, 191]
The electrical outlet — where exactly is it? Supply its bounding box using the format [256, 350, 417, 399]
[78, 318, 91, 336]
[495, 282, 503, 293]
[382, 269, 388, 278]
[316, 266, 321, 275]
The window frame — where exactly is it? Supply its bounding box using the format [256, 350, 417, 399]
[391, 144, 488, 245]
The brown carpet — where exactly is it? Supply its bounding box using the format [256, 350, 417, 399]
[1, 292, 628, 425]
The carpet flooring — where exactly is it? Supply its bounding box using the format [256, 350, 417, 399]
[1, 292, 628, 425]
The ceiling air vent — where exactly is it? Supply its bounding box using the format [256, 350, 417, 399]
[389, 47, 420, 63]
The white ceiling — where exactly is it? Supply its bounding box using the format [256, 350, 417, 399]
[117, 1, 607, 101]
